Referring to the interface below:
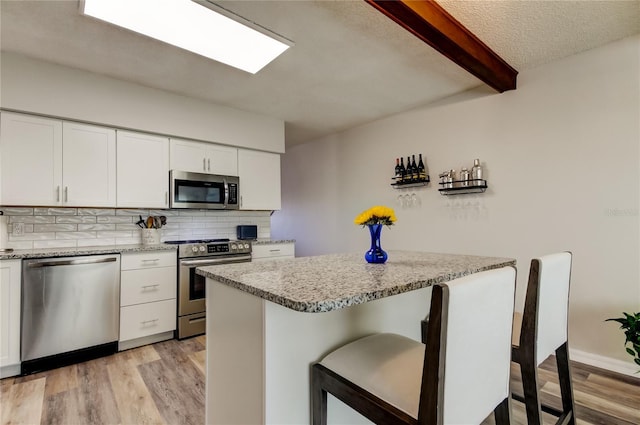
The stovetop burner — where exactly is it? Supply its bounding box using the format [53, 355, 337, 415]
[165, 238, 230, 245]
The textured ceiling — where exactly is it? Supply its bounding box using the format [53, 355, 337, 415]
[1, 0, 639, 146]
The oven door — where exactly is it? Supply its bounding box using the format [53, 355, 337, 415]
[178, 255, 251, 316]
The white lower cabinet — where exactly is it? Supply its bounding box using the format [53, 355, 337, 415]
[251, 243, 295, 262]
[120, 299, 176, 342]
[119, 251, 177, 350]
[0, 260, 21, 378]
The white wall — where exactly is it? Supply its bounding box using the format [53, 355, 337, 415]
[0, 53, 284, 153]
[272, 35, 640, 373]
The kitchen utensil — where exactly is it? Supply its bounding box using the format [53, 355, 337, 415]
[135, 216, 146, 228]
[154, 216, 161, 229]
[160, 216, 167, 226]
[146, 216, 154, 229]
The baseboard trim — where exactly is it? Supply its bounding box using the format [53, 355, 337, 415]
[0, 363, 21, 379]
[118, 331, 174, 351]
[570, 348, 638, 377]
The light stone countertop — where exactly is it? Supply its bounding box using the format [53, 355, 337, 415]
[0, 244, 176, 260]
[196, 251, 516, 313]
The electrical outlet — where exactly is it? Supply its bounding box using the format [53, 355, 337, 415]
[13, 222, 24, 236]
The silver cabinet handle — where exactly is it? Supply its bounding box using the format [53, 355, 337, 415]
[203, 158, 206, 171]
[56, 186, 60, 202]
[208, 158, 211, 171]
[165, 191, 168, 206]
[64, 186, 68, 202]
[141, 319, 159, 325]
[269, 249, 281, 253]
[141, 284, 160, 290]
[141, 258, 160, 263]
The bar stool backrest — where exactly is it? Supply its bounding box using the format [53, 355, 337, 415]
[421, 266, 516, 425]
[526, 252, 572, 366]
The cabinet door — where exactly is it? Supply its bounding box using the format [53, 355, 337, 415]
[170, 138, 208, 173]
[117, 131, 169, 208]
[208, 144, 238, 176]
[238, 149, 281, 210]
[0, 112, 62, 206]
[119, 299, 176, 342]
[62, 122, 116, 207]
[252, 243, 295, 261]
[0, 260, 21, 378]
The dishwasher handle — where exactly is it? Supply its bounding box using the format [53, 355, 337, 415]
[27, 256, 118, 268]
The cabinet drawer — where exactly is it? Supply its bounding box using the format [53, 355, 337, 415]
[121, 251, 176, 270]
[119, 299, 176, 342]
[252, 243, 295, 260]
[121, 267, 176, 307]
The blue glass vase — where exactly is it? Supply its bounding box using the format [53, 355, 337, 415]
[365, 224, 388, 264]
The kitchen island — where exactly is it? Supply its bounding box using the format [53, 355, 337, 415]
[197, 251, 515, 425]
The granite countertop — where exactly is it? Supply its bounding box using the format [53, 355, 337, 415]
[0, 243, 176, 260]
[196, 251, 515, 313]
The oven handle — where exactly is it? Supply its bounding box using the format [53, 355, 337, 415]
[180, 255, 252, 267]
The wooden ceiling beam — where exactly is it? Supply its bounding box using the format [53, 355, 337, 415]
[365, 0, 518, 92]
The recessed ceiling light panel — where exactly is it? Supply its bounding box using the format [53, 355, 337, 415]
[80, 0, 292, 74]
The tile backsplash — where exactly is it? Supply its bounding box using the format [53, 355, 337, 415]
[0, 207, 271, 249]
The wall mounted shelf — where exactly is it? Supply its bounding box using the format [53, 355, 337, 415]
[438, 180, 487, 195]
[391, 176, 430, 188]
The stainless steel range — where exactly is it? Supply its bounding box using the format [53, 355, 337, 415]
[165, 238, 251, 339]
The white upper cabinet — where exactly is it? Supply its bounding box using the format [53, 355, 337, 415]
[0, 112, 116, 207]
[170, 138, 238, 176]
[62, 122, 116, 207]
[117, 131, 169, 208]
[238, 149, 281, 210]
[1, 112, 63, 206]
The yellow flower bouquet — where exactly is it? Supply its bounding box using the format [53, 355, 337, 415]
[354, 205, 396, 263]
[354, 205, 397, 227]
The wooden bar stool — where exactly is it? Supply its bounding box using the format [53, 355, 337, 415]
[511, 252, 576, 425]
[311, 266, 516, 425]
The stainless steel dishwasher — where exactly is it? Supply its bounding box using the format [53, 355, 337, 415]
[21, 254, 120, 374]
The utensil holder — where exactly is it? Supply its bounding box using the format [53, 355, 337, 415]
[141, 229, 161, 245]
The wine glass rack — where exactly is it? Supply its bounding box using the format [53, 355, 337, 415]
[390, 175, 430, 188]
[438, 179, 487, 195]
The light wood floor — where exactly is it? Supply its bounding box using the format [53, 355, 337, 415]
[1, 336, 638, 425]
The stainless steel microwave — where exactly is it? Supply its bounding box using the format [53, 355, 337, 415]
[169, 170, 239, 210]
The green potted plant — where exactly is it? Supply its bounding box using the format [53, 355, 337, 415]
[606, 312, 640, 370]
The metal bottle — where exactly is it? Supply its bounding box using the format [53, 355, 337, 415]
[471, 158, 483, 185]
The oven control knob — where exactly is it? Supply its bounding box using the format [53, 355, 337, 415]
[199, 246, 206, 252]
[243, 243, 250, 249]
[191, 246, 199, 253]
[231, 243, 237, 250]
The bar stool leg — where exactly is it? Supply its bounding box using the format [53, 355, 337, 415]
[520, 358, 544, 425]
[312, 366, 328, 425]
[494, 397, 511, 425]
[555, 342, 576, 425]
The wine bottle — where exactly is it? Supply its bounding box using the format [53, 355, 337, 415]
[411, 155, 418, 182]
[394, 158, 401, 180]
[399, 157, 407, 182]
[417, 154, 426, 181]
[407, 156, 413, 182]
